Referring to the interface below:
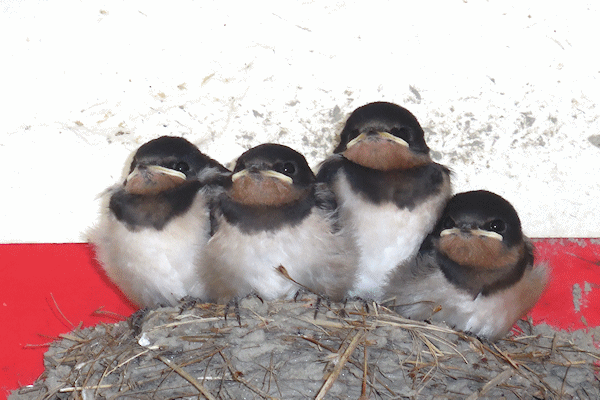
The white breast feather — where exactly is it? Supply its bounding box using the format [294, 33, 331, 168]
[336, 175, 449, 300]
[388, 264, 549, 341]
[89, 188, 211, 307]
[202, 209, 356, 303]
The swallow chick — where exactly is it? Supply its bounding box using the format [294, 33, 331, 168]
[201, 143, 357, 305]
[90, 136, 229, 308]
[317, 102, 452, 301]
[383, 190, 549, 341]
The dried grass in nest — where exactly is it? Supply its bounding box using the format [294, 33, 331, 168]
[11, 297, 600, 400]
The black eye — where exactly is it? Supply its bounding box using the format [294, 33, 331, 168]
[442, 216, 455, 229]
[488, 219, 506, 233]
[174, 161, 189, 173]
[282, 162, 296, 175]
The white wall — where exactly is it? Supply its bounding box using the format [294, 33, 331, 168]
[1, 0, 598, 243]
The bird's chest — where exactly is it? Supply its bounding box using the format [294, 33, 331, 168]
[209, 212, 329, 299]
[336, 176, 439, 270]
[431, 286, 514, 340]
[118, 215, 207, 273]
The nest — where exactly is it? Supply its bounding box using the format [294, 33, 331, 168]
[11, 297, 600, 400]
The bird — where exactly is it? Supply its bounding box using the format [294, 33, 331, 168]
[201, 143, 357, 306]
[316, 102, 452, 301]
[383, 190, 549, 341]
[90, 135, 229, 308]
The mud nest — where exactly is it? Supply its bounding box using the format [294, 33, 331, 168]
[11, 297, 600, 400]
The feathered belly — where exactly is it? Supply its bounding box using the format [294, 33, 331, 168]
[203, 212, 354, 302]
[90, 193, 210, 307]
[338, 178, 446, 300]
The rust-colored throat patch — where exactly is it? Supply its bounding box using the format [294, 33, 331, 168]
[343, 137, 430, 171]
[125, 165, 187, 195]
[229, 172, 307, 206]
[439, 231, 524, 270]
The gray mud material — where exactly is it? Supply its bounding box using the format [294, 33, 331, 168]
[10, 297, 600, 399]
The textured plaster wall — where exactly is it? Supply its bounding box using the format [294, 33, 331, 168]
[1, 0, 599, 243]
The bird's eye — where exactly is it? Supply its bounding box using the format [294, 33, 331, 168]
[174, 162, 189, 173]
[282, 162, 296, 175]
[442, 216, 455, 229]
[488, 219, 506, 233]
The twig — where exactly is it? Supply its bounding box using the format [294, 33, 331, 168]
[300, 335, 338, 353]
[60, 384, 114, 392]
[551, 332, 558, 356]
[359, 340, 369, 400]
[58, 333, 86, 342]
[419, 331, 469, 364]
[518, 363, 560, 397]
[299, 335, 396, 396]
[51, 292, 74, 327]
[23, 341, 54, 348]
[492, 343, 520, 370]
[465, 367, 515, 400]
[106, 349, 151, 375]
[158, 355, 217, 400]
[92, 306, 128, 320]
[300, 317, 348, 329]
[148, 316, 222, 332]
[315, 329, 364, 400]
[276, 265, 311, 293]
[559, 364, 572, 399]
[219, 350, 279, 400]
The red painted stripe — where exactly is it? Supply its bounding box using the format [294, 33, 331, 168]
[529, 239, 600, 331]
[1, 239, 599, 398]
[0, 244, 137, 398]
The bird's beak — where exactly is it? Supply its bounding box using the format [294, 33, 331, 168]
[472, 229, 503, 240]
[346, 131, 409, 149]
[125, 165, 187, 195]
[127, 165, 187, 183]
[232, 169, 293, 185]
[440, 227, 503, 241]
